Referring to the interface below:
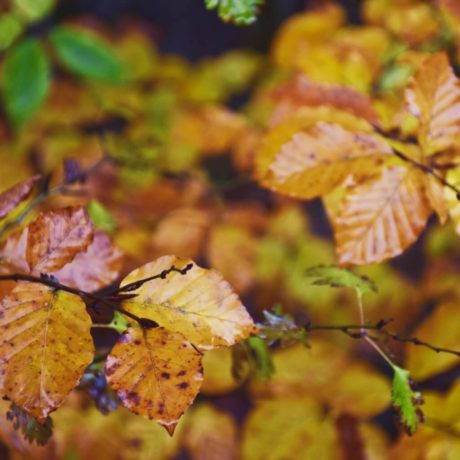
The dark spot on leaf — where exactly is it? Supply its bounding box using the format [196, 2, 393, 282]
[177, 382, 189, 390]
[161, 372, 170, 379]
[176, 370, 186, 377]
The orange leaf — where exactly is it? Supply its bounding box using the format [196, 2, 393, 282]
[26, 207, 94, 274]
[0, 175, 41, 221]
[334, 166, 432, 264]
[0, 282, 94, 420]
[259, 120, 392, 199]
[406, 52, 460, 155]
[105, 327, 203, 435]
[53, 231, 123, 292]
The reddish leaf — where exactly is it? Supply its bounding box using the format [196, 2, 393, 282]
[0, 176, 41, 220]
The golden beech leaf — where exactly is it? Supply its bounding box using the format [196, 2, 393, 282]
[406, 300, 460, 380]
[120, 255, 256, 349]
[0, 175, 41, 220]
[183, 403, 238, 460]
[258, 120, 392, 199]
[105, 326, 203, 435]
[271, 75, 378, 125]
[424, 175, 449, 224]
[201, 347, 240, 395]
[333, 166, 432, 265]
[53, 231, 123, 292]
[406, 52, 460, 155]
[0, 282, 94, 420]
[27, 207, 94, 274]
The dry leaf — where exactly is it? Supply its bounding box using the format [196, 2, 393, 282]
[53, 231, 123, 292]
[27, 207, 94, 274]
[0, 282, 94, 420]
[105, 326, 203, 434]
[120, 255, 256, 349]
[334, 166, 432, 265]
[0, 176, 41, 221]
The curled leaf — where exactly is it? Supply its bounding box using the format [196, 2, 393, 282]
[0, 175, 41, 220]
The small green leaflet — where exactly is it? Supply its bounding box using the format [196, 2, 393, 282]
[12, 0, 55, 21]
[247, 336, 274, 381]
[391, 365, 424, 435]
[205, 0, 264, 25]
[6, 403, 53, 445]
[87, 200, 117, 233]
[305, 265, 377, 296]
[2, 38, 50, 127]
[49, 26, 125, 83]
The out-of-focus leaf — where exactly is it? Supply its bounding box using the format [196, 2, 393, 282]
[205, 0, 264, 25]
[0, 282, 94, 420]
[305, 265, 377, 296]
[391, 365, 424, 436]
[201, 347, 240, 395]
[50, 26, 125, 83]
[406, 300, 460, 379]
[87, 200, 117, 233]
[259, 310, 309, 347]
[0, 14, 23, 51]
[183, 404, 238, 460]
[27, 207, 94, 274]
[247, 336, 274, 380]
[105, 327, 203, 435]
[242, 398, 339, 459]
[0, 175, 41, 221]
[2, 38, 50, 127]
[445, 166, 460, 236]
[6, 403, 53, 445]
[333, 166, 431, 265]
[12, 0, 55, 21]
[120, 255, 256, 349]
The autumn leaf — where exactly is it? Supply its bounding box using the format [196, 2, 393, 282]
[53, 231, 123, 292]
[333, 166, 432, 264]
[27, 207, 94, 274]
[0, 282, 94, 420]
[258, 119, 392, 199]
[0, 175, 41, 221]
[120, 255, 256, 349]
[105, 326, 203, 434]
[391, 365, 423, 436]
[406, 52, 460, 155]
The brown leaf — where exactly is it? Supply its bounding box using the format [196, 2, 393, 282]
[271, 75, 378, 125]
[0, 282, 94, 420]
[27, 207, 94, 274]
[0, 175, 41, 220]
[406, 52, 460, 154]
[334, 166, 432, 264]
[105, 327, 203, 435]
[53, 231, 123, 292]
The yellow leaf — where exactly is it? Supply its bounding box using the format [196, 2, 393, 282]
[201, 347, 240, 395]
[105, 326, 203, 435]
[424, 175, 449, 224]
[120, 255, 256, 349]
[183, 403, 238, 460]
[0, 282, 94, 420]
[26, 207, 94, 274]
[334, 166, 432, 265]
[406, 300, 460, 380]
[406, 52, 460, 155]
[242, 397, 340, 460]
[258, 119, 392, 199]
[445, 166, 460, 235]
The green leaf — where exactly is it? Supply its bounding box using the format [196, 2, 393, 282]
[305, 265, 377, 296]
[247, 336, 274, 380]
[205, 0, 264, 25]
[87, 200, 117, 233]
[391, 365, 424, 435]
[2, 38, 50, 127]
[6, 402, 53, 445]
[49, 26, 125, 83]
[12, 0, 55, 22]
[0, 14, 23, 51]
